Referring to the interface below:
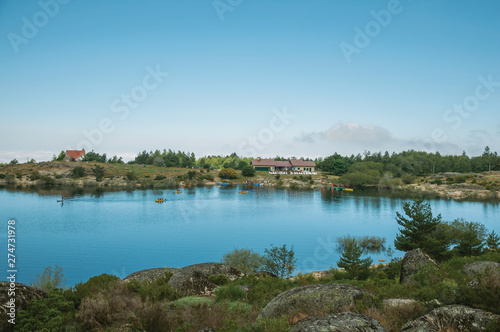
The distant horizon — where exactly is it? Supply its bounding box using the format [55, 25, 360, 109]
[2, 1, 499, 164]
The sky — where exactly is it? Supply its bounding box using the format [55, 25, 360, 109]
[1, 0, 499, 163]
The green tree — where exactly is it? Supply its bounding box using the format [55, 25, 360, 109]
[55, 150, 66, 161]
[9, 158, 19, 165]
[262, 244, 297, 278]
[394, 199, 448, 259]
[221, 248, 263, 274]
[91, 164, 105, 182]
[448, 219, 486, 256]
[337, 240, 372, 280]
[219, 168, 238, 179]
[486, 230, 500, 250]
[241, 165, 256, 177]
[30, 265, 66, 292]
[71, 166, 85, 178]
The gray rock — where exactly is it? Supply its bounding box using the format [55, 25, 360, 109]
[167, 269, 217, 296]
[400, 249, 440, 284]
[123, 267, 180, 282]
[290, 312, 388, 332]
[462, 261, 500, 277]
[0, 282, 47, 332]
[401, 304, 500, 332]
[182, 262, 244, 281]
[258, 283, 372, 324]
[382, 298, 417, 308]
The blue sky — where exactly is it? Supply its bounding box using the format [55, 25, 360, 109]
[1, 0, 499, 163]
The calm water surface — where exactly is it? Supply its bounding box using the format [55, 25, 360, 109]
[1, 187, 499, 286]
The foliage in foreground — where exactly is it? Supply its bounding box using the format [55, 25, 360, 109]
[262, 244, 297, 279]
[222, 247, 263, 274]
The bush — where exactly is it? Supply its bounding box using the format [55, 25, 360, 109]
[401, 173, 416, 184]
[262, 244, 297, 278]
[241, 165, 256, 177]
[0, 173, 6, 179]
[337, 241, 372, 280]
[37, 176, 56, 187]
[30, 265, 66, 292]
[222, 248, 263, 274]
[29, 171, 41, 181]
[214, 284, 246, 301]
[9, 158, 18, 165]
[154, 174, 166, 181]
[17, 291, 76, 332]
[208, 274, 231, 286]
[126, 171, 138, 180]
[126, 271, 179, 302]
[75, 274, 120, 301]
[219, 168, 238, 179]
[71, 166, 85, 178]
[16, 172, 23, 179]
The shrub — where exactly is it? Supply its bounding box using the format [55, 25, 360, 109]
[55, 174, 63, 179]
[208, 274, 231, 286]
[154, 174, 166, 181]
[37, 176, 56, 187]
[126, 271, 179, 302]
[0, 173, 6, 179]
[9, 158, 18, 165]
[241, 165, 256, 177]
[186, 170, 197, 179]
[486, 231, 500, 250]
[262, 244, 297, 278]
[74, 274, 121, 301]
[71, 166, 85, 178]
[337, 241, 372, 280]
[16, 172, 23, 179]
[126, 171, 138, 180]
[401, 173, 416, 184]
[222, 248, 263, 274]
[91, 165, 105, 182]
[219, 168, 238, 179]
[16, 291, 76, 332]
[214, 284, 246, 301]
[30, 265, 66, 292]
[29, 171, 41, 181]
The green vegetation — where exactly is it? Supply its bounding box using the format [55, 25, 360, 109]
[91, 164, 105, 182]
[222, 247, 263, 274]
[71, 166, 85, 178]
[262, 244, 297, 278]
[486, 231, 500, 250]
[394, 199, 448, 260]
[337, 240, 372, 280]
[219, 168, 238, 179]
[30, 264, 66, 292]
[241, 165, 256, 177]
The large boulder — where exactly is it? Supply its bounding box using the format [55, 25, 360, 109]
[0, 282, 47, 331]
[401, 305, 500, 332]
[182, 262, 244, 281]
[123, 267, 180, 282]
[258, 283, 372, 324]
[462, 261, 500, 278]
[400, 249, 440, 284]
[290, 312, 388, 332]
[167, 269, 217, 296]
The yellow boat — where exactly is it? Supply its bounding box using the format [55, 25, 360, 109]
[344, 188, 354, 192]
[155, 198, 165, 203]
[176, 190, 181, 194]
[239, 191, 248, 194]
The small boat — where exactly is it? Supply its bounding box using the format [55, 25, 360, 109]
[155, 198, 165, 203]
[344, 188, 354, 192]
[176, 190, 181, 194]
[239, 191, 248, 194]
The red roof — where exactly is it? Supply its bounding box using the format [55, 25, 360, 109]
[275, 161, 292, 167]
[290, 159, 316, 167]
[251, 159, 276, 166]
[66, 149, 86, 159]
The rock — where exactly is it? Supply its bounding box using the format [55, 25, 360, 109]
[197, 328, 215, 332]
[167, 269, 217, 296]
[462, 261, 500, 278]
[237, 285, 254, 293]
[123, 267, 180, 282]
[382, 298, 417, 308]
[401, 305, 500, 332]
[0, 282, 47, 331]
[400, 249, 440, 284]
[182, 262, 244, 281]
[257, 283, 372, 324]
[290, 312, 388, 332]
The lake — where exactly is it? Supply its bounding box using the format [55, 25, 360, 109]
[1, 186, 499, 287]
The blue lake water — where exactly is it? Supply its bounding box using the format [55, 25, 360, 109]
[1, 187, 499, 287]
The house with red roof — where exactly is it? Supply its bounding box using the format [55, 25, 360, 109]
[251, 158, 315, 172]
[64, 149, 86, 161]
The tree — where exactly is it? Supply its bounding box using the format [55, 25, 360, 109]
[55, 150, 66, 161]
[486, 231, 500, 250]
[448, 219, 486, 256]
[262, 244, 297, 278]
[221, 248, 263, 274]
[71, 166, 85, 178]
[219, 168, 238, 179]
[91, 165, 105, 182]
[394, 199, 448, 259]
[241, 165, 256, 177]
[337, 240, 372, 280]
[9, 158, 18, 165]
[30, 265, 66, 292]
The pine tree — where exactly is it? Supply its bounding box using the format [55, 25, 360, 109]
[486, 230, 500, 250]
[337, 241, 372, 280]
[394, 199, 448, 260]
